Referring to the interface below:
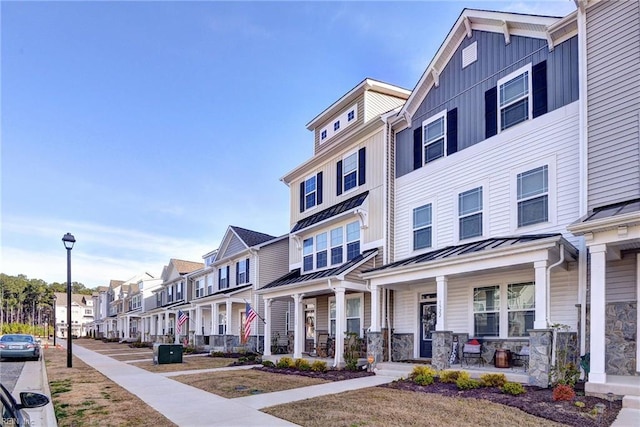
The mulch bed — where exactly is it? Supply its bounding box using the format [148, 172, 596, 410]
[383, 379, 621, 427]
[254, 366, 375, 381]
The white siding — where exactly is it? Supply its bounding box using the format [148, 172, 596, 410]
[393, 289, 419, 333]
[394, 102, 580, 261]
[364, 91, 406, 123]
[606, 254, 638, 303]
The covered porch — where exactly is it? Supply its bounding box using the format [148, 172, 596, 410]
[363, 234, 579, 387]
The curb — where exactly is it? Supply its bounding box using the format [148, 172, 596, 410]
[41, 351, 58, 427]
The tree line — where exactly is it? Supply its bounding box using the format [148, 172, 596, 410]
[0, 273, 95, 329]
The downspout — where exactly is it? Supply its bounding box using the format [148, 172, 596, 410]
[328, 278, 338, 368]
[547, 243, 565, 367]
[386, 289, 392, 362]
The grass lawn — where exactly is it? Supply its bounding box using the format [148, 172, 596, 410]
[262, 387, 565, 427]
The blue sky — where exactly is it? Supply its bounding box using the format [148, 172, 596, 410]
[1, 1, 577, 287]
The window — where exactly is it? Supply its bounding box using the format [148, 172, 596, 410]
[473, 286, 500, 337]
[303, 238, 314, 272]
[343, 152, 358, 192]
[330, 227, 343, 265]
[517, 166, 548, 227]
[207, 275, 213, 295]
[458, 187, 483, 240]
[304, 175, 317, 210]
[498, 64, 532, 131]
[347, 110, 355, 121]
[219, 267, 228, 289]
[508, 283, 535, 337]
[316, 232, 327, 268]
[196, 280, 205, 298]
[237, 259, 248, 284]
[218, 312, 226, 335]
[176, 282, 183, 300]
[334, 120, 340, 131]
[321, 130, 327, 140]
[413, 204, 432, 250]
[346, 221, 360, 261]
[422, 111, 446, 164]
[329, 294, 363, 337]
[167, 286, 173, 303]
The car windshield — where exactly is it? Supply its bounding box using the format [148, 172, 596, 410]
[0, 335, 33, 343]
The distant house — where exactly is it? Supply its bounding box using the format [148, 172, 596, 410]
[187, 226, 289, 352]
[259, 78, 410, 366]
[53, 292, 93, 338]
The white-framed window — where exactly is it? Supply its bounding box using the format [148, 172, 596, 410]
[321, 130, 327, 140]
[207, 275, 213, 295]
[458, 187, 483, 240]
[517, 165, 548, 227]
[303, 238, 314, 272]
[167, 286, 174, 303]
[347, 110, 355, 121]
[328, 293, 363, 337]
[473, 282, 535, 338]
[334, 120, 340, 131]
[346, 221, 360, 261]
[422, 110, 447, 164]
[413, 203, 433, 250]
[330, 227, 343, 265]
[219, 267, 228, 289]
[196, 279, 205, 298]
[176, 282, 183, 300]
[218, 312, 226, 335]
[237, 260, 248, 284]
[304, 175, 317, 210]
[316, 232, 328, 269]
[498, 64, 532, 132]
[342, 152, 358, 192]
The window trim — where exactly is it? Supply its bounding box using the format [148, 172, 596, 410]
[510, 158, 556, 232]
[301, 221, 360, 273]
[422, 110, 447, 165]
[328, 293, 364, 338]
[304, 174, 318, 211]
[455, 182, 487, 243]
[341, 150, 359, 194]
[411, 200, 435, 252]
[497, 63, 533, 133]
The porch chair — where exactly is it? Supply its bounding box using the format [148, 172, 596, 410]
[511, 345, 530, 371]
[461, 340, 484, 367]
[316, 330, 329, 357]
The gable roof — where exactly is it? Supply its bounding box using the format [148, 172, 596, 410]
[395, 8, 570, 128]
[172, 259, 204, 274]
[231, 226, 277, 247]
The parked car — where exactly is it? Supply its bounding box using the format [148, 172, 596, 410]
[0, 334, 40, 361]
[0, 382, 49, 427]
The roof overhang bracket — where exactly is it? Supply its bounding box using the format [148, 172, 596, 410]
[431, 68, 440, 88]
[355, 208, 369, 229]
[463, 17, 473, 38]
[546, 31, 555, 52]
[501, 20, 511, 45]
[291, 234, 302, 251]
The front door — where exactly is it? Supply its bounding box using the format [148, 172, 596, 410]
[419, 302, 437, 358]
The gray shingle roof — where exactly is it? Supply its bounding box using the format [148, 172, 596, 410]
[231, 226, 277, 247]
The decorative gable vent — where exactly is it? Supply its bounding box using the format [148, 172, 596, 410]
[462, 42, 477, 68]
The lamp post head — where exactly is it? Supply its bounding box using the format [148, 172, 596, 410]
[62, 233, 76, 250]
[53, 294, 57, 301]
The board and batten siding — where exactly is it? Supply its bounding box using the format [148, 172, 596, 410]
[586, 0, 640, 210]
[394, 102, 580, 261]
[396, 34, 578, 178]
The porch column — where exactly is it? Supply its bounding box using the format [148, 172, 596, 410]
[534, 260, 548, 329]
[174, 312, 180, 344]
[436, 276, 447, 331]
[264, 298, 272, 356]
[211, 303, 218, 335]
[226, 299, 233, 336]
[334, 287, 346, 367]
[589, 244, 607, 384]
[370, 284, 381, 332]
[292, 294, 305, 358]
[124, 316, 130, 339]
[195, 306, 202, 336]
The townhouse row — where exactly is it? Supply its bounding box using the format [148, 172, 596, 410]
[88, 1, 639, 397]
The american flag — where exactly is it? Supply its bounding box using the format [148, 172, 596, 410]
[242, 302, 257, 343]
[176, 310, 188, 335]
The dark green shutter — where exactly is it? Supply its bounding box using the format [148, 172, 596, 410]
[446, 108, 458, 155]
[485, 87, 498, 138]
[413, 127, 422, 170]
[358, 147, 366, 186]
[532, 60, 548, 118]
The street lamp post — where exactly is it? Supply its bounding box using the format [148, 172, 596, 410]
[52, 295, 57, 346]
[62, 232, 76, 368]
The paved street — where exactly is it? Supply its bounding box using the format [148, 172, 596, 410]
[0, 360, 25, 392]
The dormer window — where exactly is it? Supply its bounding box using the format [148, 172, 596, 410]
[347, 110, 355, 121]
[321, 130, 327, 140]
[334, 121, 340, 131]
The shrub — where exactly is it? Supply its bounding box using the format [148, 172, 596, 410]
[456, 376, 481, 390]
[413, 374, 435, 386]
[439, 370, 462, 384]
[575, 401, 585, 408]
[480, 373, 507, 388]
[276, 357, 294, 369]
[210, 351, 225, 357]
[552, 384, 576, 401]
[410, 365, 438, 380]
[294, 358, 311, 371]
[262, 360, 275, 368]
[501, 382, 526, 396]
[311, 361, 327, 372]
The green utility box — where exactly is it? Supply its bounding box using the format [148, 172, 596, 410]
[153, 343, 183, 364]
